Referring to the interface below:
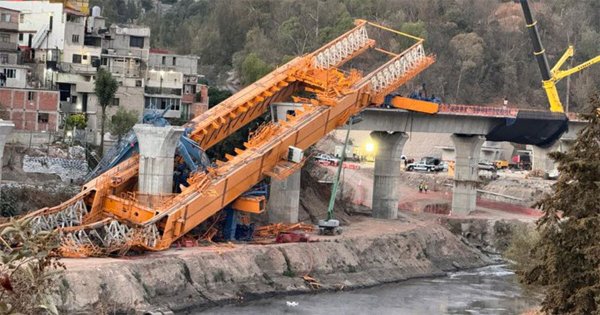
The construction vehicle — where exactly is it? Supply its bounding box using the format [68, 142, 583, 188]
[520, 0, 600, 113]
[494, 160, 509, 170]
[11, 20, 435, 257]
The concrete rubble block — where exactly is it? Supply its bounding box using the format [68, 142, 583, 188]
[267, 170, 301, 224]
[133, 124, 185, 196]
[451, 134, 485, 215]
[370, 131, 409, 219]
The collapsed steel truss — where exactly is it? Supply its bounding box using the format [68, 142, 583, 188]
[9, 20, 435, 257]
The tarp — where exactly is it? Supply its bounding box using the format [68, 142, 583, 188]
[486, 110, 569, 148]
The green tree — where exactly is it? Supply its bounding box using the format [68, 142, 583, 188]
[109, 108, 138, 143]
[0, 218, 64, 314]
[94, 69, 118, 157]
[520, 95, 600, 314]
[65, 113, 87, 130]
[450, 32, 484, 101]
[240, 53, 273, 85]
[207, 86, 232, 108]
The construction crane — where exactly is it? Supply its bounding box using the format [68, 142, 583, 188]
[520, 0, 600, 113]
[10, 20, 435, 257]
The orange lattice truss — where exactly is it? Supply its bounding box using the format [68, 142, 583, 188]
[11, 20, 435, 256]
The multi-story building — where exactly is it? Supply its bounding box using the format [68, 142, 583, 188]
[144, 69, 182, 118]
[99, 24, 149, 116]
[1, 1, 208, 147]
[148, 49, 209, 119]
[0, 6, 28, 89]
[0, 7, 20, 65]
[0, 87, 59, 131]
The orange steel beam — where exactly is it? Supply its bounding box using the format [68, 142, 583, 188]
[389, 96, 439, 114]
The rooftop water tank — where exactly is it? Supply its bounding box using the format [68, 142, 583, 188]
[91, 6, 101, 17]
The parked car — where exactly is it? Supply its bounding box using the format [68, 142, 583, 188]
[478, 161, 496, 171]
[406, 157, 442, 172]
[313, 153, 340, 166]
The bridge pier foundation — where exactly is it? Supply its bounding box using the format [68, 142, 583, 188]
[371, 131, 408, 219]
[133, 124, 185, 196]
[451, 134, 485, 215]
[267, 170, 301, 223]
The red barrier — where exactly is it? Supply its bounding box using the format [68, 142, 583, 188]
[438, 104, 519, 118]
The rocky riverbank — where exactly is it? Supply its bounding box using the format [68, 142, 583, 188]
[52, 217, 516, 314]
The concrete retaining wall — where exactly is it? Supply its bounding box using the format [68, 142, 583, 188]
[54, 223, 491, 314]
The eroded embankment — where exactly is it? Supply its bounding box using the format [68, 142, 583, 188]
[54, 222, 494, 314]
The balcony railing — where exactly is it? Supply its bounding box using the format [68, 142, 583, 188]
[0, 41, 16, 51]
[144, 86, 182, 96]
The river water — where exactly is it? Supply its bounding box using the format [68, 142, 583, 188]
[199, 265, 541, 315]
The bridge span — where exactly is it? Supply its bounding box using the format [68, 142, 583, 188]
[271, 102, 585, 219]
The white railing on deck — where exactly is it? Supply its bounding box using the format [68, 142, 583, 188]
[369, 44, 426, 93]
[312, 26, 369, 69]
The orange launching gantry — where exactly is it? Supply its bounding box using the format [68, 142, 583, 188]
[12, 20, 435, 257]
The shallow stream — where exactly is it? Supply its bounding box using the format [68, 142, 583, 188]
[198, 264, 540, 315]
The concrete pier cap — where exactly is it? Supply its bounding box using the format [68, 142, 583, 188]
[370, 131, 409, 219]
[451, 134, 485, 215]
[133, 124, 184, 196]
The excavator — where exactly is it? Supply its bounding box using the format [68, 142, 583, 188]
[7, 20, 436, 257]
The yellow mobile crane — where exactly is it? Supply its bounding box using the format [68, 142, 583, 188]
[520, 0, 600, 113]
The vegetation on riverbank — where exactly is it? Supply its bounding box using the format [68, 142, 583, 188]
[513, 95, 600, 314]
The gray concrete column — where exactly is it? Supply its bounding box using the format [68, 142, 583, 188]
[531, 142, 559, 173]
[0, 121, 14, 196]
[267, 170, 301, 223]
[451, 134, 485, 215]
[133, 124, 184, 195]
[371, 131, 408, 219]
[531, 139, 573, 173]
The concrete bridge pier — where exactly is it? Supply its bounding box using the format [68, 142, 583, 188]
[133, 124, 185, 195]
[371, 131, 408, 219]
[451, 134, 485, 215]
[531, 139, 573, 173]
[267, 170, 301, 223]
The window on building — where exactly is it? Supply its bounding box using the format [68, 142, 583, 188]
[72, 54, 82, 64]
[112, 98, 120, 106]
[0, 54, 8, 64]
[27, 91, 35, 101]
[19, 14, 24, 23]
[71, 95, 77, 104]
[129, 36, 144, 48]
[72, 34, 79, 43]
[4, 69, 15, 78]
[1, 14, 10, 23]
[161, 56, 166, 65]
[18, 33, 23, 41]
[82, 54, 88, 61]
[136, 80, 142, 87]
[0, 33, 9, 43]
[101, 57, 108, 66]
[38, 113, 49, 124]
[172, 57, 176, 66]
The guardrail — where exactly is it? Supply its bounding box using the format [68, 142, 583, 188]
[438, 104, 519, 118]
